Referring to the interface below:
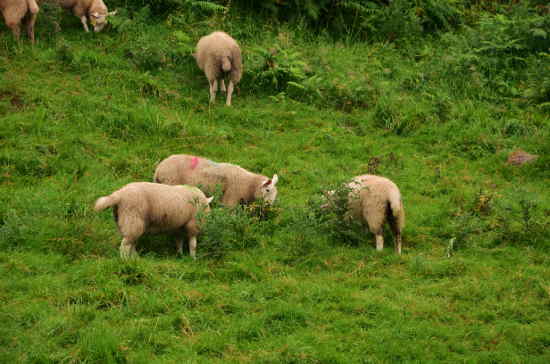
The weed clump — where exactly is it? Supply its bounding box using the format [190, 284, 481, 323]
[310, 182, 366, 247]
[199, 203, 279, 260]
[447, 189, 549, 252]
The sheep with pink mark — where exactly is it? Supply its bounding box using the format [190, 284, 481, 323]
[325, 174, 405, 254]
[39, 0, 116, 32]
[94, 182, 213, 259]
[153, 154, 279, 207]
[195, 31, 242, 106]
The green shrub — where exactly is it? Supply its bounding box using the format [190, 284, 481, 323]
[442, 5, 550, 98]
[524, 52, 550, 109]
[310, 182, 366, 247]
[245, 45, 311, 93]
[446, 189, 550, 251]
[199, 205, 268, 259]
[108, 0, 226, 18]
[232, 0, 464, 40]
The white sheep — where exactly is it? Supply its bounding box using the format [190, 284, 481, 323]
[94, 182, 213, 259]
[154, 154, 278, 207]
[40, 0, 116, 32]
[325, 174, 405, 254]
[195, 31, 242, 106]
[0, 0, 39, 43]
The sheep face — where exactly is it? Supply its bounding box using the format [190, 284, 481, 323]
[90, 10, 116, 32]
[255, 174, 279, 205]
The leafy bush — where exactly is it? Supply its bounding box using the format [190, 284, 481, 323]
[441, 4, 550, 98]
[493, 194, 550, 251]
[446, 189, 550, 252]
[525, 52, 550, 109]
[245, 45, 311, 93]
[199, 204, 274, 260]
[232, 0, 464, 40]
[309, 182, 366, 247]
[108, 0, 226, 18]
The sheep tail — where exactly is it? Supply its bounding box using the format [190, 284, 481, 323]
[94, 193, 120, 212]
[221, 56, 232, 72]
[388, 188, 405, 228]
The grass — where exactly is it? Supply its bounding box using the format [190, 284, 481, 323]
[1, 7, 549, 363]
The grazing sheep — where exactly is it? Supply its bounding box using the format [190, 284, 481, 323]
[0, 0, 39, 43]
[40, 0, 116, 32]
[154, 154, 278, 207]
[94, 182, 213, 259]
[195, 31, 242, 106]
[326, 174, 405, 254]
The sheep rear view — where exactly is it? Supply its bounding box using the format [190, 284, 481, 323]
[94, 182, 213, 259]
[195, 31, 242, 106]
[154, 154, 278, 207]
[1, 0, 39, 43]
[328, 174, 405, 254]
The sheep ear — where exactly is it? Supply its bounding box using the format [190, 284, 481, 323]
[206, 196, 214, 204]
[271, 174, 279, 186]
[108, 10, 117, 16]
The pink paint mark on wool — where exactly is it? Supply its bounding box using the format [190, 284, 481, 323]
[190, 156, 200, 169]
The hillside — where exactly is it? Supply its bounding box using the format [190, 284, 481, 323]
[1, 1, 549, 362]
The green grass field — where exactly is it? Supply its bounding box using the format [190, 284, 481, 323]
[1, 4, 549, 363]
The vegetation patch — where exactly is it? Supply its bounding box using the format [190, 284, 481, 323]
[0, 1, 548, 362]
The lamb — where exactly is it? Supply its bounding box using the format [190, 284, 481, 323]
[154, 154, 278, 207]
[0, 0, 39, 43]
[195, 31, 242, 106]
[94, 182, 213, 259]
[325, 174, 405, 254]
[40, 0, 116, 32]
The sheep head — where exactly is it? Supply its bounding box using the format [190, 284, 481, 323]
[90, 10, 117, 32]
[255, 174, 279, 205]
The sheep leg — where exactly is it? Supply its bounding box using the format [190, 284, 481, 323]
[364, 209, 385, 252]
[375, 234, 384, 251]
[25, 12, 38, 44]
[185, 220, 199, 259]
[175, 234, 184, 255]
[389, 216, 402, 255]
[5, 18, 21, 41]
[188, 236, 197, 259]
[80, 16, 89, 32]
[220, 79, 226, 92]
[119, 237, 137, 260]
[209, 79, 217, 103]
[395, 232, 402, 255]
[226, 81, 234, 106]
[117, 217, 144, 259]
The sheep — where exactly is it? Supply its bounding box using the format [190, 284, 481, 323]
[0, 0, 39, 43]
[154, 154, 279, 207]
[94, 182, 213, 259]
[195, 31, 242, 106]
[40, 0, 116, 32]
[325, 174, 405, 254]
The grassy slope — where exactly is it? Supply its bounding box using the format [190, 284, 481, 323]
[1, 12, 549, 363]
